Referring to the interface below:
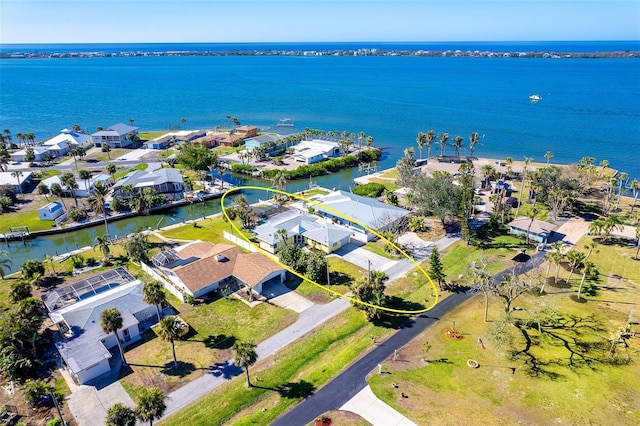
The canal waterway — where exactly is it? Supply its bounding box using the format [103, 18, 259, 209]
[3, 166, 368, 273]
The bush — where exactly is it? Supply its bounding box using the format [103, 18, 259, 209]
[231, 164, 258, 174]
[70, 254, 85, 268]
[85, 257, 97, 267]
[186, 294, 195, 305]
[67, 206, 86, 222]
[353, 182, 386, 198]
[46, 420, 61, 426]
[22, 379, 54, 408]
[408, 217, 429, 232]
[20, 259, 45, 279]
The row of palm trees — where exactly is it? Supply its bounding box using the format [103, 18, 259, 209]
[416, 131, 480, 160]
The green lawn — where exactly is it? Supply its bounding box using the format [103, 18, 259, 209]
[162, 309, 393, 425]
[84, 148, 130, 162]
[138, 131, 168, 140]
[362, 240, 402, 259]
[285, 257, 363, 304]
[0, 196, 55, 232]
[159, 215, 253, 243]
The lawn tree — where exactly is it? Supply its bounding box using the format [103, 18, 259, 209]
[493, 271, 540, 315]
[20, 259, 44, 280]
[458, 161, 475, 244]
[350, 270, 389, 321]
[44, 254, 57, 275]
[21, 379, 54, 408]
[78, 169, 92, 193]
[613, 172, 628, 211]
[106, 162, 117, 183]
[124, 231, 150, 263]
[544, 151, 554, 165]
[452, 135, 464, 158]
[514, 156, 532, 217]
[94, 235, 111, 265]
[396, 148, 417, 188]
[468, 132, 480, 159]
[105, 403, 137, 426]
[525, 206, 540, 245]
[102, 143, 112, 160]
[10, 170, 23, 196]
[9, 281, 32, 303]
[37, 183, 50, 200]
[100, 307, 126, 364]
[158, 316, 182, 368]
[306, 250, 329, 284]
[428, 247, 446, 291]
[230, 195, 254, 228]
[425, 130, 435, 159]
[470, 257, 493, 322]
[416, 132, 426, 159]
[142, 280, 167, 323]
[233, 340, 258, 388]
[541, 244, 564, 294]
[274, 228, 289, 249]
[50, 182, 65, 208]
[135, 387, 166, 426]
[577, 261, 598, 300]
[565, 249, 586, 284]
[411, 172, 463, 225]
[529, 166, 580, 221]
[0, 250, 12, 279]
[89, 181, 111, 237]
[60, 172, 79, 207]
[438, 132, 449, 156]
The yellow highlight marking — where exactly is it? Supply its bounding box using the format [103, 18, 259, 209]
[221, 186, 439, 314]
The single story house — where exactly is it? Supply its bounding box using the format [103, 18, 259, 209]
[41, 173, 111, 198]
[292, 139, 341, 165]
[507, 216, 556, 243]
[43, 269, 157, 384]
[43, 128, 93, 150]
[0, 171, 32, 193]
[308, 190, 411, 242]
[191, 131, 243, 148]
[113, 168, 184, 201]
[146, 130, 205, 149]
[91, 123, 139, 148]
[152, 241, 286, 298]
[9, 145, 52, 163]
[253, 210, 352, 254]
[38, 201, 64, 220]
[245, 135, 280, 152]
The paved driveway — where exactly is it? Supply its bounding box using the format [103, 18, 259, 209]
[333, 242, 398, 272]
[262, 279, 314, 313]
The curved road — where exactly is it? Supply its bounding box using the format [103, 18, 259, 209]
[272, 251, 545, 426]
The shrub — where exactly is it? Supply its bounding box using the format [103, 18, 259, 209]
[20, 259, 45, 279]
[85, 257, 97, 267]
[408, 217, 429, 232]
[353, 182, 386, 198]
[67, 206, 86, 222]
[70, 254, 85, 268]
[22, 379, 54, 408]
[231, 164, 258, 174]
[46, 420, 61, 426]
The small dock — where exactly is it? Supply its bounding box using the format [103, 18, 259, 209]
[1, 226, 30, 243]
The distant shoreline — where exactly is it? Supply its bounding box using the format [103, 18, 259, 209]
[2, 48, 638, 60]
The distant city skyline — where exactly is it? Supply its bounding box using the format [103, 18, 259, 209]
[1, 0, 639, 44]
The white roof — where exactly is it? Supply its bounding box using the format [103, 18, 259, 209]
[0, 171, 32, 186]
[43, 129, 92, 147]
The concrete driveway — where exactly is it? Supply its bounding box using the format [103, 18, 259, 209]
[262, 279, 314, 313]
[333, 243, 398, 272]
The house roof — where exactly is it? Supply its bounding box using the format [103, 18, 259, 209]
[43, 129, 92, 147]
[508, 216, 556, 235]
[51, 279, 152, 374]
[0, 171, 32, 186]
[114, 168, 183, 189]
[254, 210, 352, 247]
[92, 123, 139, 137]
[161, 241, 284, 293]
[312, 190, 410, 229]
[39, 201, 63, 212]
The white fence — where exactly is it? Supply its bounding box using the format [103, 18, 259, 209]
[223, 231, 257, 253]
[140, 261, 186, 302]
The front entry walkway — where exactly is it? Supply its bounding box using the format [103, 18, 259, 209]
[262, 278, 314, 313]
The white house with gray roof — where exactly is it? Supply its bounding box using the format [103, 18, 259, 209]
[253, 210, 353, 254]
[45, 269, 157, 384]
[113, 168, 184, 201]
[308, 190, 410, 242]
[91, 123, 139, 148]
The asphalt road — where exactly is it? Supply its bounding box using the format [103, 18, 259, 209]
[272, 251, 546, 426]
[271, 291, 473, 426]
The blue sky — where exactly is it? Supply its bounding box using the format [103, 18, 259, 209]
[2, 0, 639, 44]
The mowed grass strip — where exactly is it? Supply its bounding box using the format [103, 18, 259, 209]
[162, 309, 388, 425]
[159, 215, 253, 244]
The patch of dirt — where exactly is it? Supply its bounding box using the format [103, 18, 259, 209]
[441, 328, 464, 341]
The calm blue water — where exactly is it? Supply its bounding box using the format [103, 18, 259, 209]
[0, 41, 639, 271]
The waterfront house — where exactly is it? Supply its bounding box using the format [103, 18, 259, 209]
[91, 123, 139, 148]
[253, 210, 352, 254]
[9, 145, 51, 163]
[38, 201, 64, 221]
[43, 128, 93, 151]
[507, 216, 555, 243]
[245, 135, 281, 152]
[112, 168, 184, 201]
[292, 139, 341, 165]
[41, 173, 111, 198]
[145, 130, 206, 149]
[191, 131, 243, 148]
[43, 269, 157, 384]
[151, 241, 286, 299]
[236, 125, 258, 138]
[308, 190, 410, 242]
[0, 171, 32, 192]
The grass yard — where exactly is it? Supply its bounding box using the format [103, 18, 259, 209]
[369, 235, 640, 426]
[158, 215, 253, 243]
[0, 196, 56, 232]
[161, 309, 394, 425]
[138, 131, 169, 140]
[113, 162, 148, 179]
[121, 296, 298, 394]
[285, 257, 364, 304]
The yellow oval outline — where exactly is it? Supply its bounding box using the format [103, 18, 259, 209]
[221, 186, 439, 314]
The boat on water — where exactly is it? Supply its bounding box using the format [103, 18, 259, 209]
[529, 94, 542, 101]
[277, 118, 295, 127]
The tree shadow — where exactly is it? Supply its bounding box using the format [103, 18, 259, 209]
[275, 380, 316, 399]
[328, 271, 352, 286]
[203, 334, 237, 350]
[208, 360, 242, 379]
[161, 361, 195, 378]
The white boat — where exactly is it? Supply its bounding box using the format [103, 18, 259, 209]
[529, 94, 542, 101]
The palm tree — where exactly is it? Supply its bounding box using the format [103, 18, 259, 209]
[50, 183, 65, 208]
[565, 249, 586, 285]
[514, 156, 531, 217]
[272, 171, 288, 201]
[37, 183, 50, 201]
[544, 151, 554, 166]
[577, 261, 596, 300]
[416, 132, 426, 159]
[424, 130, 435, 159]
[134, 387, 165, 426]
[128, 118, 135, 125]
[452, 136, 464, 158]
[630, 179, 640, 213]
[468, 132, 480, 159]
[158, 316, 182, 368]
[635, 226, 640, 260]
[94, 235, 111, 264]
[89, 181, 111, 237]
[0, 250, 12, 279]
[142, 280, 166, 323]
[551, 241, 566, 284]
[602, 214, 624, 241]
[102, 143, 112, 160]
[365, 135, 374, 148]
[106, 163, 117, 183]
[78, 169, 92, 194]
[274, 228, 289, 249]
[44, 254, 57, 276]
[11, 170, 23, 196]
[357, 131, 365, 150]
[598, 160, 609, 179]
[105, 403, 136, 426]
[100, 307, 126, 364]
[233, 340, 258, 388]
[480, 164, 495, 189]
[438, 132, 449, 157]
[614, 172, 628, 211]
[525, 206, 539, 245]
